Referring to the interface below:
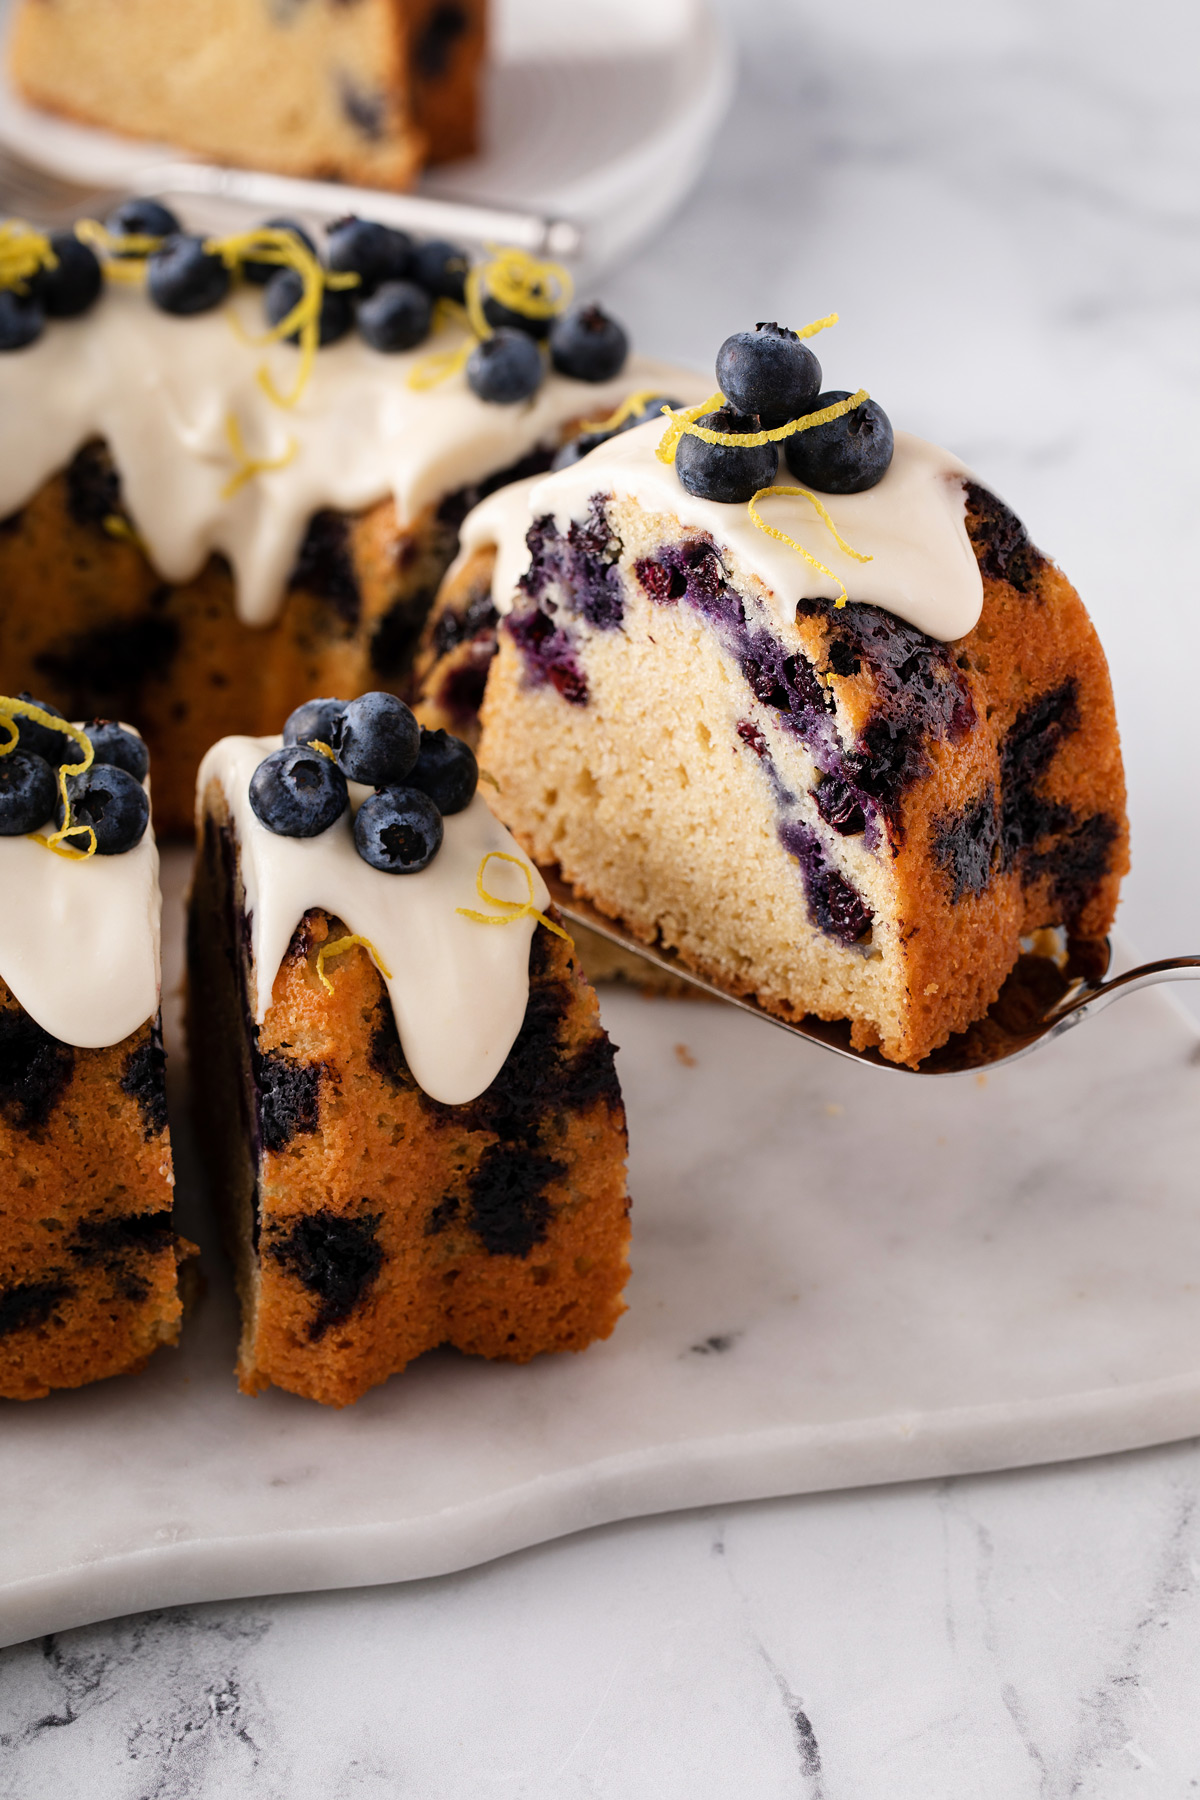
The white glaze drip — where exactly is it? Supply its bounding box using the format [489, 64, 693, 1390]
[199, 735, 553, 1106]
[446, 474, 544, 614]
[0, 763, 160, 1050]
[479, 422, 984, 643]
[0, 280, 702, 628]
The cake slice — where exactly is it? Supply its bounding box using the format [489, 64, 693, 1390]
[188, 696, 629, 1406]
[0, 699, 189, 1400]
[8, 0, 485, 186]
[476, 324, 1128, 1066]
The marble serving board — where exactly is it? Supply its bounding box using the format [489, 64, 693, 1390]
[2, 851, 1199, 1651]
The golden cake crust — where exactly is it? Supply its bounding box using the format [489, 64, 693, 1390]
[0, 980, 188, 1401]
[188, 790, 630, 1407]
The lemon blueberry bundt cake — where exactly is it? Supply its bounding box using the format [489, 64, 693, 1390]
[188, 690, 629, 1407]
[0, 696, 190, 1400]
[476, 319, 1128, 1066]
[0, 211, 696, 835]
[9, 0, 485, 186]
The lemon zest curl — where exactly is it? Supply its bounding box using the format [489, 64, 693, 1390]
[578, 387, 673, 436]
[316, 933, 393, 994]
[747, 485, 873, 611]
[74, 218, 163, 283]
[221, 413, 298, 499]
[408, 246, 571, 392]
[0, 696, 97, 859]
[456, 851, 570, 941]
[205, 227, 359, 409]
[306, 739, 338, 762]
[0, 220, 57, 294]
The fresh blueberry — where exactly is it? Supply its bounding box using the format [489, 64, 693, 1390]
[57, 764, 150, 854]
[282, 696, 347, 749]
[549, 303, 629, 382]
[357, 279, 433, 352]
[675, 406, 778, 504]
[784, 391, 895, 494]
[716, 323, 822, 429]
[0, 290, 44, 351]
[0, 751, 55, 834]
[414, 238, 468, 303]
[105, 198, 181, 253]
[263, 267, 354, 346]
[481, 293, 553, 340]
[354, 786, 443, 873]
[326, 217, 413, 296]
[466, 328, 543, 404]
[249, 745, 348, 838]
[13, 693, 71, 766]
[32, 232, 102, 318]
[147, 234, 231, 316]
[332, 691, 420, 786]
[406, 728, 478, 815]
[243, 218, 318, 286]
[82, 720, 149, 782]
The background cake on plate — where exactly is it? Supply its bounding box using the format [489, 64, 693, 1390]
[8, 0, 485, 186]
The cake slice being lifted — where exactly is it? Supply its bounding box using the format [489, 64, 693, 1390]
[476, 319, 1128, 1067]
[0, 697, 189, 1399]
[189, 693, 629, 1406]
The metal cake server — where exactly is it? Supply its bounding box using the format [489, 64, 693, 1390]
[541, 868, 1200, 1076]
[0, 143, 583, 257]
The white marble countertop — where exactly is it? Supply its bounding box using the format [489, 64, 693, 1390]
[5, 0, 1200, 1791]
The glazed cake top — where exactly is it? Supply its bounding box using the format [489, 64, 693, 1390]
[0, 768, 160, 1049]
[200, 734, 552, 1107]
[0, 281, 705, 627]
[466, 419, 986, 643]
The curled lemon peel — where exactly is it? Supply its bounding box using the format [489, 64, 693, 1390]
[74, 218, 163, 284]
[477, 768, 501, 792]
[306, 738, 338, 762]
[102, 513, 146, 551]
[0, 696, 97, 859]
[221, 413, 298, 499]
[656, 386, 869, 463]
[578, 387, 672, 436]
[747, 484, 873, 611]
[456, 851, 569, 941]
[0, 220, 57, 295]
[204, 227, 358, 409]
[316, 933, 393, 994]
[408, 246, 571, 391]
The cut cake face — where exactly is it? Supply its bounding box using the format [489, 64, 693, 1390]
[474, 364, 1127, 1066]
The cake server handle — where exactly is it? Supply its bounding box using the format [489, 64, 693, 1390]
[131, 161, 584, 260]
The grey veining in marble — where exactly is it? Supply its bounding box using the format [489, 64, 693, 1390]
[5, 0, 1200, 1791]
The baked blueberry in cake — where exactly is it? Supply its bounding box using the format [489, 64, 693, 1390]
[8, 0, 485, 188]
[188, 692, 629, 1406]
[0, 696, 191, 1400]
[475, 318, 1129, 1065]
[0, 215, 699, 835]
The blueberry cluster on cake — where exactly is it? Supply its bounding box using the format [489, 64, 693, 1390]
[189, 690, 630, 1406]
[0, 696, 191, 1399]
[8, 0, 484, 188]
[475, 320, 1128, 1066]
[0, 208, 700, 834]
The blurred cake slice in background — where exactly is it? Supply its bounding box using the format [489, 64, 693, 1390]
[7, 0, 486, 187]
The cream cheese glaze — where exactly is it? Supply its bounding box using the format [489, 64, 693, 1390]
[0, 769, 160, 1049]
[0, 281, 705, 627]
[199, 734, 552, 1107]
[474, 420, 984, 643]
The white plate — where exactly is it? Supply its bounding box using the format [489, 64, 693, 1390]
[2, 851, 1199, 1650]
[0, 0, 732, 273]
